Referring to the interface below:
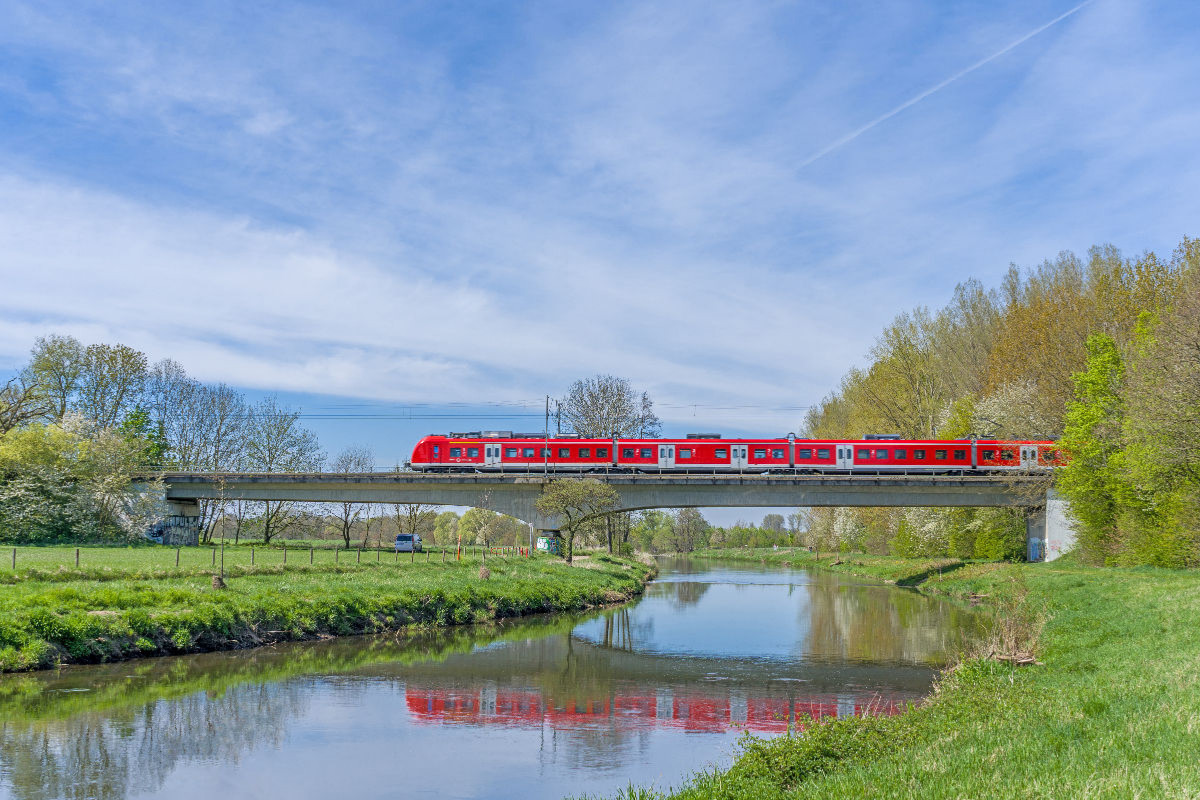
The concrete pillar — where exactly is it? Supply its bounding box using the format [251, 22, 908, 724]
[161, 499, 202, 546]
[1025, 507, 1046, 562]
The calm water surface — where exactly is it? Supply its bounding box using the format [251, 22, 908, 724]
[0, 557, 980, 800]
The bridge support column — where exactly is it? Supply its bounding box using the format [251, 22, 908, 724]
[1025, 489, 1077, 562]
[160, 499, 202, 546]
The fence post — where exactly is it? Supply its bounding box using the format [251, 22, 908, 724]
[411, 549, 415, 563]
[357, 548, 361, 564]
[11, 548, 14, 570]
[310, 546, 314, 565]
[76, 548, 80, 568]
[335, 547, 340, 564]
[251, 547, 255, 566]
[283, 547, 287, 565]
[176, 548, 180, 568]
[377, 547, 381, 562]
[442, 549, 446, 563]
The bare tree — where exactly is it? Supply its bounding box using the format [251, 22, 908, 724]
[244, 396, 324, 543]
[28, 334, 85, 422]
[331, 445, 374, 549]
[559, 375, 661, 438]
[0, 372, 51, 433]
[535, 479, 619, 563]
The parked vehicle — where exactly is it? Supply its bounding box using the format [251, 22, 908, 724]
[395, 533, 423, 553]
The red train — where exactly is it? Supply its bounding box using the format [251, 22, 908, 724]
[409, 432, 1062, 473]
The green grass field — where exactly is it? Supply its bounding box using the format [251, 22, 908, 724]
[0, 545, 654, 672]
[615, 549, 1200, 799]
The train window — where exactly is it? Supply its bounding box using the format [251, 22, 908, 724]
[753, 449, 766, 458]
[816, 448, 830, 459]
[981, 449, 995, 460]
[954, 449, 966, 460]
[1047, 450, 1060, 461]
[679, 449, 692, 458]
[715, 448, 728, 458]
[914, 449, 926, 459]
[935, 449, 948, 460]
[505, 448, 517, 458]
[798, 448, 813, 459]
[857, 449, 870, 459]
[541, 448, 552, 457]
[771, 448, 785, 458]
[639, 448, 653, 458]
[449, 448, 462, 458]
[622, 448, 635, 458]
[522, 448, 536, 458]
[433, 446, 440, 456]
[579, 448, 591, 458]
[558, 448, 571, 458]
[467, 448, 479, 457]
[895, 449, 906, 459]
[1001, 449, 1015, 460]
[597, 448, 608, 458]
[875, 449, 889, 459]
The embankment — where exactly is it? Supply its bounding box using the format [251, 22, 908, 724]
[624, 548, 1200, 798]
[0, 552, 656, 672]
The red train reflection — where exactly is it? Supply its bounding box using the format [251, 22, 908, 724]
[405, 687, 909, 733]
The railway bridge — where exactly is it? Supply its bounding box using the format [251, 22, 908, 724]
[147, 471, 1075, 561]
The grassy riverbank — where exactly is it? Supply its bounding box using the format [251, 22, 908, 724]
[623, 548, 1200, 798]
[0, 547, 655, 672]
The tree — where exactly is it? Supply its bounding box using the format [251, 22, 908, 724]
[761, 513, 784, 533]
[331, 445, 374, 548]
[28, 334, 85, 422]
[244, 396, 323, 543]
[0, 372, 51, 434]
[75, 343, 148, 429]
[672, 508, 709, 552]
[1058, 334, 1127, 563]
[434, 511, 460, 546]
[534, 479, 619, 563]
[559, 375, 660, 438]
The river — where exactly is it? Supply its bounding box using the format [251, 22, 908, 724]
[0, 557, 980, 800]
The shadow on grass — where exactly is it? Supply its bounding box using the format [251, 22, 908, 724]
[895, 559, 966, 587]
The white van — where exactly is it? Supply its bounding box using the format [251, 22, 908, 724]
[394, 533, 423, 553]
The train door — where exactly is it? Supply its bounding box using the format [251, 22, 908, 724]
[484, 445, 502, 467]
[731, 445, 748, 469]
[836, 445, 854, 469]
[658, 444, 675, 469]
[1020, 445, 1038, 469]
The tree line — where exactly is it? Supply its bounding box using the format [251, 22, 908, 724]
[801, 236, 1200, 566]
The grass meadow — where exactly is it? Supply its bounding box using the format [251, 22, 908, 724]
[0, 544, 654, 672]
[614, 549, 1200, 799]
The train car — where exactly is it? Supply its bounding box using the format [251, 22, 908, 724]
[408, 432, 1064, 473]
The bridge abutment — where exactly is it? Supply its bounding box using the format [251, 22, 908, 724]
[1025, 489, 1077, 562]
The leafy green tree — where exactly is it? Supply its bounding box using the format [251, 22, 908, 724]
[1058, 334, 1128, 563]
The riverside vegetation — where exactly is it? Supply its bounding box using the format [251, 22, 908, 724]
[610, 548, 1200, 799]
[0, 547, 655, 672]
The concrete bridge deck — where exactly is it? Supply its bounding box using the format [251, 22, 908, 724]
[145, 470, 1071, 561]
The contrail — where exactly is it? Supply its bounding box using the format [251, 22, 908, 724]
[798, 0, 1094, 169]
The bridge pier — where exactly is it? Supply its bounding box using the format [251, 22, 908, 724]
[160, 499, 202, 546]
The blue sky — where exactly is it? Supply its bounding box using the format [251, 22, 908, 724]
[1, 0, 1199, 521]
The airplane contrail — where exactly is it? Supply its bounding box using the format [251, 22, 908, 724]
[798, 0, 1095, 169]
